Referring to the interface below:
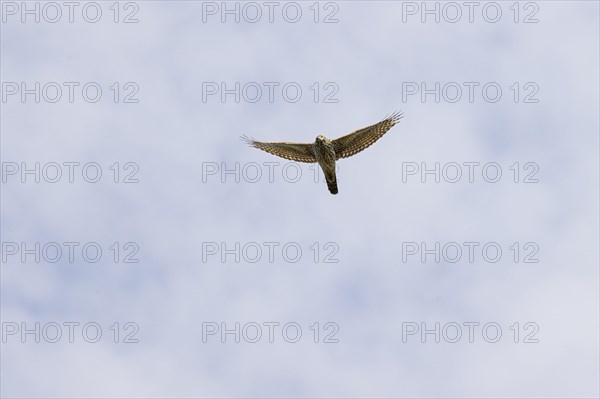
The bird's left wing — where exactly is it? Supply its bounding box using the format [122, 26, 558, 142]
[332, 112, 403, 160]
[242, 136, 316, 163]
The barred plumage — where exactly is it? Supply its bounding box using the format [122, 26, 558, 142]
[314, 136, 338, 194]
[242, 112, 402, 195]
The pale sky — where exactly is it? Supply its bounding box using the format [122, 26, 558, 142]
[1, 1, 599, 397]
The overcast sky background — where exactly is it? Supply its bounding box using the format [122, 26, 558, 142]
[1, 1, 599, 397]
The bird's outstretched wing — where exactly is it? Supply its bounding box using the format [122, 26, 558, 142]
[241, 136, 316, 163]
[332, 112, 403, 160]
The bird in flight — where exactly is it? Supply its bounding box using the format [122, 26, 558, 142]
[242, 111, 403, 195]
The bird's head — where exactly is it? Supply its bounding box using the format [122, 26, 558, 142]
[316, 135, 325, 143]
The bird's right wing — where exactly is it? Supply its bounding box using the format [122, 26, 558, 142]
[241, 136, 316, 163]
[332, 112, 403, 160]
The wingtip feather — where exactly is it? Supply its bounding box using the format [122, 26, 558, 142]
[388, 111, 404, 124]
[240, 135, 256, 147]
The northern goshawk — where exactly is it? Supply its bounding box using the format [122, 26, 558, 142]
[242, 112, 403, 195]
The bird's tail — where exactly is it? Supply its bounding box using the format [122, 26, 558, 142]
[326, 175, 338, 195]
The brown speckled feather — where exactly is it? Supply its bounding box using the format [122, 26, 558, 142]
[241, 136, 316, 163]
[332, 112, 403, 160]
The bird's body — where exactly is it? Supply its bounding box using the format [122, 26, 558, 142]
[242, 112, 402, 194]
[313, 135, 338, 194]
